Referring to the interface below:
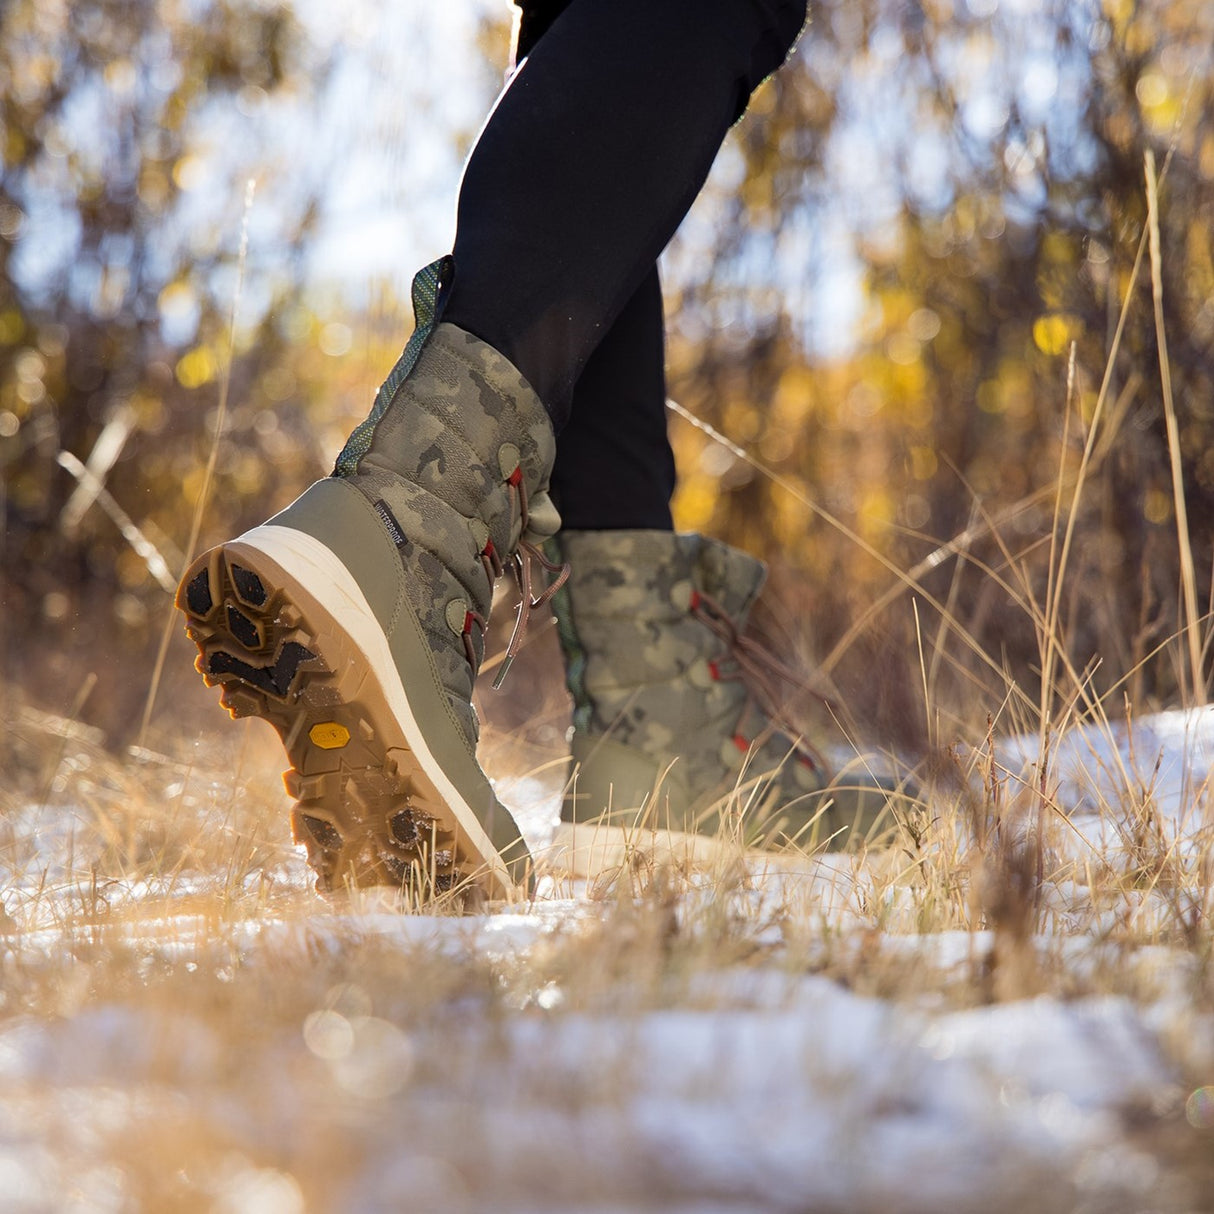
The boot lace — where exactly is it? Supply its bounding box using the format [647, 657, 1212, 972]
[491, 469, 569, 690]
[690, 589, 834, 769]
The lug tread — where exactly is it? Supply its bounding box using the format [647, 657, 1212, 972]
[176, 543, 484, 900]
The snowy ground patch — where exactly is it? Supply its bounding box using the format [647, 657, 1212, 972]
[1, 705, 1211, 1211]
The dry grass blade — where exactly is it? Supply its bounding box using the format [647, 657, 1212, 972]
[58, 405, 135, 534]
[1037, 341, 1077, 749]
[1145, 148, 1205, 707]
[56, 450, 177, 594]
[665, 398, 1037, 706]
[138, 179, 257, 748]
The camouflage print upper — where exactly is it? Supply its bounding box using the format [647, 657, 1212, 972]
[334, 320, 557, 750]
[552, 529, 826, 825]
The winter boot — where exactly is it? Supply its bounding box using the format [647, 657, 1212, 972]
[177, 258, 561, 901]
[550, 530, 899, 859]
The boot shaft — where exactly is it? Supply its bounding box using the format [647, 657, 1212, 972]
[552, 528, 835, 834]
[325, 262, 559, 745]
[336, 255, 559, 611]
[553, 528, 766, 773]
[351, 322, 558, 569]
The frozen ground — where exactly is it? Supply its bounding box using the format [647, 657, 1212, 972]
[1, 706, 1212, 1212]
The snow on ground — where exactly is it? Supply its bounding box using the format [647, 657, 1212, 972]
[1, 708, 1212, 1211]
[997, 708, 1214, 854]
[0, 920, 1208, 1212]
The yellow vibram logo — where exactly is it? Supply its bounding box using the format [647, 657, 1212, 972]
[309, 722, 351, 750]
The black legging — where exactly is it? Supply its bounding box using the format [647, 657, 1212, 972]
[444, 0, 808, 530]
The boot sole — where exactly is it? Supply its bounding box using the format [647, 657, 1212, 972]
[177, 524, 516, 902]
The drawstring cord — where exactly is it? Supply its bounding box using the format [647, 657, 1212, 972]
[491, 471, 570, 690]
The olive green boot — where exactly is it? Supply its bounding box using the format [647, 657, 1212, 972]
[551, 530, 895, 858]
[178, 259, 559, 900]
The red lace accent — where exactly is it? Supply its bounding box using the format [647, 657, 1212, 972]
[480, 537, 503, 583]
[461, 608, 486, 668]
[691, 591, 833, 772]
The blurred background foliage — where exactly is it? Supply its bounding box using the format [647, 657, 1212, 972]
[0, 0, 1211, 753]
[664, 0, 1214, 746]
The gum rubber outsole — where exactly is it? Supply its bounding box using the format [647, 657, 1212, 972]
[177, 533, 513, 903]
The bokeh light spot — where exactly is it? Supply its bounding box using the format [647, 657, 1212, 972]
[319, 322, 353, 357]
[1032, 314, 1076, 356]
[176, 345, 218, 389]
[172, 154, 206, 191]
[303, 1009, 354, 1061]
[1185, 1087, 1214, 1130]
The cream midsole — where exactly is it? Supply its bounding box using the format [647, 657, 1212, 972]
[232, 523, 511, 891]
